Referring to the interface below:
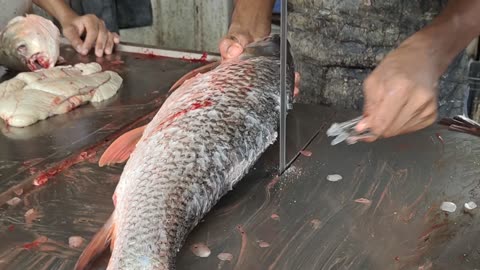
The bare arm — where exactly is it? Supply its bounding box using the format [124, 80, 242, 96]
[220, 0, 276, 60]
[356, 0, 480, 141]
[33, 0, 119, 57]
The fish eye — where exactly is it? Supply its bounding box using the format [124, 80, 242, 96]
[16, 44, 27, 54]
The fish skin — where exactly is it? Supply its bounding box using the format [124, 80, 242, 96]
[0, 14, 60, 71]
[75, 34, 295, 270]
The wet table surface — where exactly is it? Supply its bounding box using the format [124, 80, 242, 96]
[1, 49, 480, 270]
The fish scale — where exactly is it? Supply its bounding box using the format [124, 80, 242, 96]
[75, 35, 295, 270]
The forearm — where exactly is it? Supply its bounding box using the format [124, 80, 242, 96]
[404, 0, 480, 78]
[229, 0, 276, 38]
[33, 0, 78, 26]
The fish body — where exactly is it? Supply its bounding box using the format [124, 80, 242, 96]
[0, 14, 60, 71]
[75, 34, 295, 270]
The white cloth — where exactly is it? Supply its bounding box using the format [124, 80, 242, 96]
[0, 0, 32, 29]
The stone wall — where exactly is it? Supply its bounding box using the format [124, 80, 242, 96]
[288, 0, 469, 116]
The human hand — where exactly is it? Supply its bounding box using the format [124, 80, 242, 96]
[218, 30, 254, 61]
[62, 14, 120, 57]
[354, 40, 439, 142]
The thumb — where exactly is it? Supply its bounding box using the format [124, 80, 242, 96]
[219, 38, 244, 60]
[63, 25, 84, 53]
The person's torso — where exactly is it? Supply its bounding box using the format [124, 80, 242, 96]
[0, 0, 32, 29]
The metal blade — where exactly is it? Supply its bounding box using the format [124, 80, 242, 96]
[279, 0, 287, 173]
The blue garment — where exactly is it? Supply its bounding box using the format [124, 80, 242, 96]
[273, 0, 281, 14]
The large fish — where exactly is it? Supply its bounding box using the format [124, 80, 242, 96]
[0, 14, 60, 71]
[74, 34, 295, 270]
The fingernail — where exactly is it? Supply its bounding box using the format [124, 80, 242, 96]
[82, 49, 88, 55]
[76, 45, 82, 52]
[356, 120, 367, 131]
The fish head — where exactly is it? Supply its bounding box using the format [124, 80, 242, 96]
[241, 34, 296, 105]
[0, 14, 60, 71]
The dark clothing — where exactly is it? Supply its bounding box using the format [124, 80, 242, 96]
[66, 0, 153, 33]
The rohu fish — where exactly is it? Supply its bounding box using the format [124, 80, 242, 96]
[74, 34, 295, 270]
[0, 14, 60, 71]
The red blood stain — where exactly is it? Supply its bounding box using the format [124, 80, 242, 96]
[33, 150, 96, 186]
[270, 213, 280, 220]
[7, 225, 14, 232]
[22, 236, 47, 250]
[110, 60, 125, 65]
[145, 100, 213, 139]
[181, 52, 208, 63]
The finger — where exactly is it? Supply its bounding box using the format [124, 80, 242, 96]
[95, 22, 108, 57]
[382, 98, 430, 137]
[63, 26, 84, 53]
[219, 38, 243, 60]
[113, 32, 120, 44]
[397, 104, 437, 135]
[294, 72, 300, 97]
[105, 32, 114, 55]
[81, 19, 99, 54]
[355, 75, 382, 133]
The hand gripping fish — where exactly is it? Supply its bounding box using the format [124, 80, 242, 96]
[74, 34, 296, 270]
[0, 14, 60, 71]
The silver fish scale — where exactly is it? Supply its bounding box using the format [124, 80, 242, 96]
[109, 53, 294, 269]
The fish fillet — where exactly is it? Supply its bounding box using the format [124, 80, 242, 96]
[0, 63, 122, 127]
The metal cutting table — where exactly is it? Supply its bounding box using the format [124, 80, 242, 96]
[0, 43, 480, 270]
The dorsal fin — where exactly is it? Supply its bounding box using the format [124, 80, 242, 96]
[99, 125, 146, 167]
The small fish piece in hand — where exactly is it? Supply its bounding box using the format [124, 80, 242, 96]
[326, 174, 343, 182]
[440, 201, 457, 213]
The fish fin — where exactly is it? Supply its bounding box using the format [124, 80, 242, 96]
[74, 213, 116, 270]
[99, 125, 146, 167]
[168, 61, 220, 93]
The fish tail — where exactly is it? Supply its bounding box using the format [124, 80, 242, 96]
[74, 213, 116, 270]
[99, 125, 146, 167]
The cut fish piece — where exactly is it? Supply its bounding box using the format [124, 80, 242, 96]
[0, 63, 122, 127]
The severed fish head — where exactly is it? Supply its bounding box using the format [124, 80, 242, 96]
[0, 14, 60, 71]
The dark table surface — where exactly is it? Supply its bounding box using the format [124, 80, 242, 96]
[1, 45, 480, 270]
